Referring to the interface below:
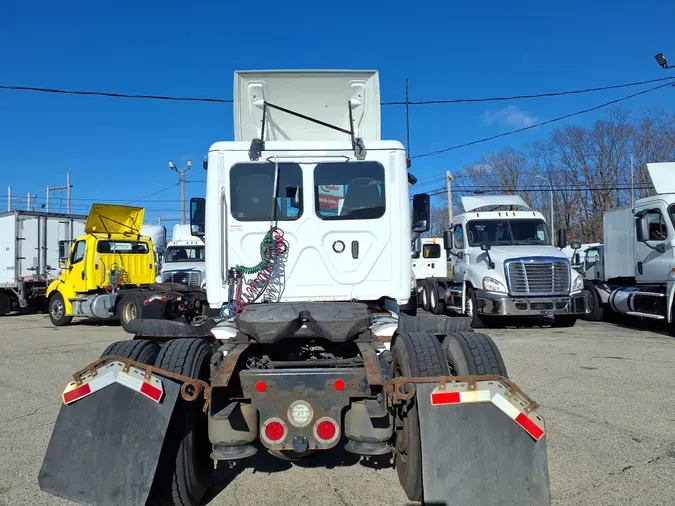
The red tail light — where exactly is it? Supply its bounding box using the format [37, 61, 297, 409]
[255, 381, 267, 392]
[333, 379, 345, 391]
[313, 417, 339, 444]
[262, 418, 287, 444]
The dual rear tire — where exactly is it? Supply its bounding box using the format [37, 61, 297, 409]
[391, 330, 508, 502]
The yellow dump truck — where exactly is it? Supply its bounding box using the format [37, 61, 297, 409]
[46, 203, 158, 328]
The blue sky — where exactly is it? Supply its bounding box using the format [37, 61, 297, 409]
[1, 0, 673, 225]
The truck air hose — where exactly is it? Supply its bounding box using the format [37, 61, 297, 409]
[230, 227, 286, 314]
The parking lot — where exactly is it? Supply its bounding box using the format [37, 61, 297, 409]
[0, 314, 673, 506]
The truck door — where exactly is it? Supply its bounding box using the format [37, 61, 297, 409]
[65, 240, 87, 293]
[635, 207, 673, 283]
[451, 224, 468, 282]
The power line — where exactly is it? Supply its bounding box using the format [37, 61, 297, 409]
[412, 80, 675, 159]
[386, 76, 675, 105]
[1, 76, 673, 106]
[127, 182, 181, 204]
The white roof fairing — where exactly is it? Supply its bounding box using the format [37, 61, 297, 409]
[461, 195, 531, 212]
[233, 70, 381, 143]
[646, 162, 675, 195]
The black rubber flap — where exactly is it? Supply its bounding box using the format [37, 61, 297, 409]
[416, 383, 551, 506]
[38, 379, 181, 506]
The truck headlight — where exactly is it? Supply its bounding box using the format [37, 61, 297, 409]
[572, 275, 583, 293]
[482, 276, 506, 293]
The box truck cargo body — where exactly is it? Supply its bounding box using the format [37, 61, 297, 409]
[0, 211, 86, 314]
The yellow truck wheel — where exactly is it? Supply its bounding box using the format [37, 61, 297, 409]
[49, 293, 73, 326]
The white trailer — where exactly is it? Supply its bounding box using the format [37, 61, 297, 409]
[0, 211, 86, 314]
[141, 224, 167, 271]
[423, 195, 587, 327]
[582, 161, 675, 330]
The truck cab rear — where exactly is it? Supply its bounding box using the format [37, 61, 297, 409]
[39, 70, 551, 506]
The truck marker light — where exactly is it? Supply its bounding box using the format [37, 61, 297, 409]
[255, 381, 267, 392]
[334, 379, 345, 391]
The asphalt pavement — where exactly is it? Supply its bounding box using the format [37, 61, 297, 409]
[0, 314, 673, 506]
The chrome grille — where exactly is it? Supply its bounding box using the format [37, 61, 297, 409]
[505, 258, 570, 296]
[162, 270, 201, 287]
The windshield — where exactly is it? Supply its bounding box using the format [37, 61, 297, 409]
[467, 219, 551, 246]
[165, 245, 205, 263]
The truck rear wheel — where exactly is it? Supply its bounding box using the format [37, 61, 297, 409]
[148, 338, 213, 506]
[48, 292, 73, 326]
[428, 282, 446, 315]
[442, 331, 508, 377]
[119, 292, 143, 333]
[420, 281, 431, 312]
[391, 332, 449, 501]
[100, 339, 160, 365]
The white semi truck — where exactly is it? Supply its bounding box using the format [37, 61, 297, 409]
[158, 223, 206, 288]
[0, 210, 86, 315]
[39, 70, 551, 506]
[424, 195, 587, 327]
[582, 161, 675, 331]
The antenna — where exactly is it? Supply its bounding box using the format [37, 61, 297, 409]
[405, 77, 411, 168]
[630, 155, 635, 211]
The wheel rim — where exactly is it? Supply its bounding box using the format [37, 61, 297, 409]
[585, 290, 594, 314]
[123, 301, 136, 322]
[430, 288, 437, 309]
[51, 299, 64, 320]
[421, 288, 428, 307]
[465, 295, 473, 317]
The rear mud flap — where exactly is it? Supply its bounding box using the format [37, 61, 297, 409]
[38, 379, 181, 506]
[416, 382, 551, 506]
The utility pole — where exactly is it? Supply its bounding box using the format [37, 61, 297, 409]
[535, 175, 554, 245]
[169, 160, 192, 224]
[446, 171, 453, 227]
[45, 172, 73, 214]
[27, 193, 36, 211]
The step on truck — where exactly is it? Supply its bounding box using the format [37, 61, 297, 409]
[46, 204, 208, 331]
[38, 70, 551, 506]
[0, 210, 86, 315]
[426, 195, 587, 327]
[582, 161, 675, 332]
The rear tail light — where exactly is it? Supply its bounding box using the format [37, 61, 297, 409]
[333, 379, 345, 391]
[313, 417, 339, 444]
[261, 418, 287, 444]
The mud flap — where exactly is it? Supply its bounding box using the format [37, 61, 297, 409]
[416, 382, 551, 506]
[38, 378, 181, 506]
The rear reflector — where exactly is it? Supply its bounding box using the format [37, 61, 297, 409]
[261, 417, 287, 445]
[313, 417, 340, 445]
[62, 361, 164, 405]
[430, 385, 545, 442]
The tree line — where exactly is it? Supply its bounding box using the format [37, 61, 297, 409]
[427, 108, 675, 243]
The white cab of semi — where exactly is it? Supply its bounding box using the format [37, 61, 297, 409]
[159, 223, 206, 288]
[445, 194, 586, 326]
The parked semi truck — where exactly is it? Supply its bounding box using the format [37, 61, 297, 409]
[141, 223, 168, 272]
[0, 210, 86, 315]
[424, 195, 587, 327]
[39, 70, 551, 506]
[158, 223, 206, 288]
[413, 236, 449, 311]
[46, 204, 208, 331]
[582, 161, 675, 331]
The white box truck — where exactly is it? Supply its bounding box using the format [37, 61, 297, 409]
[0, 210, 86, 314]
[582, 161, 675, 331]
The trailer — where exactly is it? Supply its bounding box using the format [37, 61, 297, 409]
[582, 161, 675, 330]
[38, 70, 551, 506]
[0, 210, 86, 315]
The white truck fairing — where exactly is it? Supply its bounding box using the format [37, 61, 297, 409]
[203, 71, 409, 310]
[160, 224, 206, 288]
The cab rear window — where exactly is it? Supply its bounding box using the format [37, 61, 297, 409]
[422, 244, 441, 258]
[96, 241, 149, 254]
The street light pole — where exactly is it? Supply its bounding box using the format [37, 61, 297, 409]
[169, 160, 192, 225]
[536, 175, 554, 245]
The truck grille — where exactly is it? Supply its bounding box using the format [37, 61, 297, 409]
[162, 270, 201, 287]
[505, 258, 570, 296]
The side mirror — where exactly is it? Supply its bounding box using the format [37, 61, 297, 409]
[556, 229, 567, 249]
[412, 194, 430, 233]
[635, 217, 648, 243]
[190, 197, 206, 237]
[58, 259, 66, 269]
[571, 241, 582, 251]
[443, 230, 453, 250]
[480, 243, 491, 252]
